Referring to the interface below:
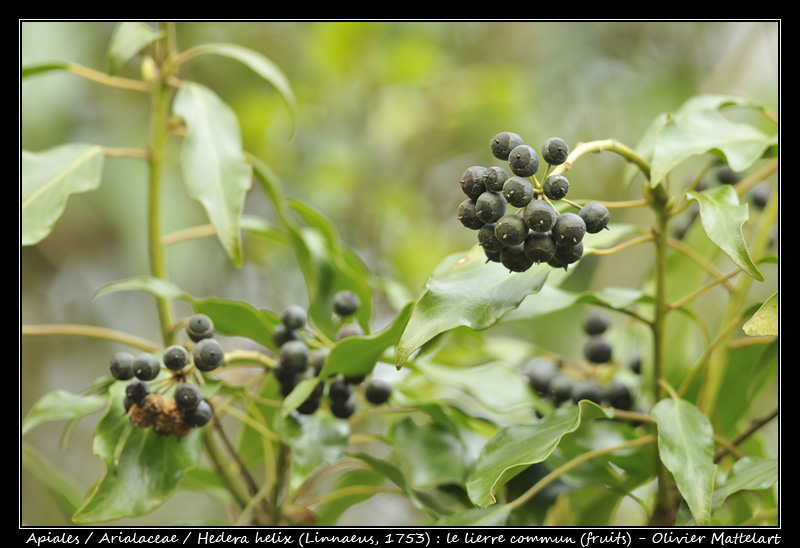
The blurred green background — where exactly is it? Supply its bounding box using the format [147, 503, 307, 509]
[20, 21, 779, 526]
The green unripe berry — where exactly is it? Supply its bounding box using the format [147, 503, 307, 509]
[475, 191, 507, 224]
[478, 223, 506, 253]
[457, 199, 485, 230]
[163, 345, 190, 371]
[523, 231, 557, 264]
[502, 176, 535, 208]
[133, 353, 161, 381]
[109, 351, 135, 380]
[193, 338, 225, 372]
[281, 305, 307, 330]
[330, 397, 356, 419]
[508, 144, 539, 177]
[542, 174, 570, 201]
[490, 132, 524, 161]
[174, 382, 203, 410]
[337, 322, 365, 340]
[579, 202, 610, 233]
[483, 166, 509, 192]
[523, 199, 558, 232]
[125, 379, 150, 404]
[494, 213, 529, 246]
[278, 339, 309, 373]
[553, 241, 584, 265]
[582, 310, 610, 335]
[186, 314, 214, 342]
[183, 399, 212, 427]
[460, 166, 488, 200]
[365, 378, 392, 405]
[541, 137, 569, 166]
[552, 212, 586, 247]
[500, 244, 534, 272]
[583, 335, 613, 364]
[333, 290, 361, 317]
[571, 380, 604, 405]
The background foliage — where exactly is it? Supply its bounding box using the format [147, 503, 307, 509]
[20, 21, 779, 526]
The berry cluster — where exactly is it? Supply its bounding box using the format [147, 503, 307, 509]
[522, 309, 637, 414]
[272, 290, 393, 420]
[108, 313, 224, 437]
[457, 132, 610, 272]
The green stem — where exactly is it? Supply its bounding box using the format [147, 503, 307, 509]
[21, 323, 160, 351]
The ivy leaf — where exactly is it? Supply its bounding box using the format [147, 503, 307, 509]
[466, 401, 610, 508]
[173, 81, 253, 267]
[396, 246, 549, 368]
[742, 292, 778, 336]
[106, 22, 163, 75]
[687, 185, 763, 281]
[21, 144, 105, 246]
[651, 398, 716, 526]
[22, 390, 108, 437]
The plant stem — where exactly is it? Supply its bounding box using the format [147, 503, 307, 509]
[21, 323, 160, 351]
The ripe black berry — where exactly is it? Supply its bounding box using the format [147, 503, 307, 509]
[483, 166, 509, 192]
[541, 137, 569, 166]
[500, 244, 534, 273]
[523, 199, 558, 232]
[629, 352, 642, 375]
[524, 357, 557, 395]
[583, 335, 613, 364]
[125, 379, 150, 404]
[278, 340, 309, 373]
[186, 314, 214, 342]
[553, 242, 584, 265]
[749, 182, 771, 210]
[272, 323, 301, 347]
[281, 305, 307, 330]
[133, 353, 161, 381]
[337, 322, 365, 340]
[457, 199, 485, 230]
[606, 380, 633, 410]
[330, 397, 356, 419]
[582, 310, 610, 335]
[571, 380, 605, 405]
[478, 223, 506, 253]
[460, 166, 488, 200]
[508, 145, 539, 177]
[502, 176, 535, 208]
[475, 191, 507, 224]
[543, 174, 570, 201]
[174, 382, 203, 410]
[548, 374, 575, 404]
[716, 165, 740, 185]
[552, 212, 586, 247]
[490, 132, 524, 161]
[328, 377, 353, 404]
[333, 290, 361, 317]
[183, 400, 212, 427]
[494, 213, 529, 246]
[579, 202, 610, 233]
[193, 338, 225, 372]
[365, 378, 392, 405]
[297, 396, 321, 415]
[109, 351, 135, 380]
[163, 345, 190, 372]
[523, 231, 557, 264]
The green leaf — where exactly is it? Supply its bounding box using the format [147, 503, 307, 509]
[312, 467, 387, 526]
[643, 94, 776, 186]
[711, 457, 778, 515]
[396, 245, 549, 367]
[182, 42, 297, 138]
[173, 81, 253, 267]
[319, 302, 413, 379]
[743, 292, 778, 336]
[72, 384, 204, 523]
[466, 401, 610, 508]
[21, 144, 105, 246]
[687, 185, 763, 281]
[279, 377, 323, 419]
[22, 390, 108, 437]
[434, 506, 511, 526]
[390, 417, 467, 489]
[282, 412, 350, 491]
[21, 441, 85, 519]
[106, 22, 162, 75]
[651, 398, 716, 526]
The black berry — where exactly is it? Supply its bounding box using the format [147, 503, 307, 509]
[328, 377, 353, 404]
[490, 132, 524, 161]
[508, 144, 539, 177]
[500, 244, 534, 273]
[606, 380, 633, 410]
[541, 137, 569, 166]
[579, 202, 610, 233]
[523, 199, 558, 232]
[310, 347, 330, 376]
[193, 338, 225, 372]
[125, 379, 150, 404]
[272, 323, 301, 347]
[583, 335, 613, 364]
[502, 176, 535, 208]
[333, 290, 361, 317]
[478, 223, 506, 253]
[716, 165, 740, 185]
[460, 166, 488, 200]
[109, 351, 135, 380]
[133, 353, 161, 381]
[365, 378, 392, 405]
[523, 231, 557, 264]
[174, 382, 203, 410]
[524, 357, 558, 395]
[543, 174, 570, 201]
[571, 380, 605, 405]
[483, 166, 509, 192]
[278, 340, 309, 373]
[337, 322, 365, 340]
[186, 314, 214, 342]
[163, 345, 190, 372]
[750, 182, 771, 210]
[552, 212, 586, 247]
[494, 213, 529, 246]
[281, 305, 307, 330]
[183, 400, 212, 427]
[553, 242, 584, 265]
[582, 310, 610, 335]
[475, 191, 507, 224]
[548, 374, 575, 404]
[457, 199, 485, 230]
[297, 396, 321, 415]
[330, 397, 356, 419]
